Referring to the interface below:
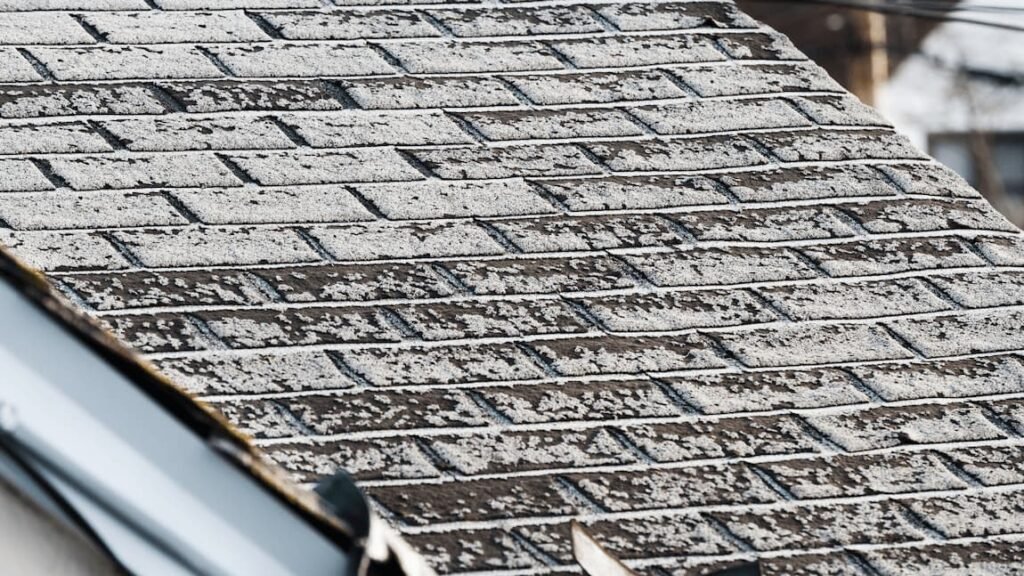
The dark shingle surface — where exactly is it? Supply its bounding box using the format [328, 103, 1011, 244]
[1, 1, 1023, 573]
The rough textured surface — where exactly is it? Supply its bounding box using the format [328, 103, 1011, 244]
[1, 2, 1023, 574]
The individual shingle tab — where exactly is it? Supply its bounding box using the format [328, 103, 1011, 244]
[0, 230, 127, 271]
[667, 368, 869, 414]
[61, 269, 265, 311]
[99, 116, 295, 151]
[759, 278, 951, 320]
[249, 263, 454, 303]
[278, 389, 490, 434]
[531, 334, 728, 376]
[790, 94, 888, 126]
[800, 237, 986, 277]
[517, 515, 736, 563]
[714, 323, 915, 368]
[395, 299, 589, 340]
[672, 205, 853, 242]
[491, 214, 684, 252]
[427, 6, 603, 37]
[721, 165, 899, 202]
[848, 355, 1024, 401]
[154, 0, 320, 8]
[598, 2, 759, 31]
[0, 191, 187, 230]
[0, 121, 111, 155]
[108, 226, 321, 267]
[207, 44, 395, 77]
[927, 270, 1024, 308]
[459, 109, 644, 141]
[973, 234, 1024, 266]
[341, 343, 545, 387]
[353, 180, 556, 219]
[579, 289, 777, 332]
[843, 198, 1017, 234]
[155, 351, 353, 395]
[280, 112, 473, 147]
[412, 144, 602, 179]
[807, 404, 1004, 451]
[339, 76, 521, 109]
[158, 80, 347, 113]
[692, 545, 857, 572]
[864, 540, 1024, 575]
[549, 35, 726, 68]
[674, 62, 843, 97]
[629, 98, 812, 135]
[367, 476, 579, 525]
[199, 399, 303, 439]
[0, 13, 97, 45]
[944, 444, 1024, 486]
[504, 70, 687, 105]
[82, 11, 270, 43]
[754, 129, 925, 162]
[200, 306, 404, 348]
[227, 149, 424, 186]
[715, 31, 806, 60]
[537, 175, 727, 211]
[588, 137, 768, 172]
[880, 162, 982, 198]
[405, 528, 540, 573]
[265, 438, 440, 482]
[260, 10, 441, 40]
[383, 40, 564, 73]
[571, 463, 779, 511]
[987, 398, 1024, 435]
[622, 414, 818, 461]
[713, 501, 924, 551]
[479, 379, 679, 424]
[0, 159, 56, 191]
[280, 389, 487, 434]
[760, 452, 965, 498]
[443, 255, 638, 295]
[27, 46, 223, 81]
[0, 84, 167, 118]
[101, 313, 210, 353]
[888, 309, 1024, 358]
[0, 48, 43, 81]
[309, 221, 505, 261]
[172, 187, 374, 224]
[0, 0, 148, 8]
[427, 428, 633, 475]
[48, 154, 241, 190]
[625, 246, 820, 287]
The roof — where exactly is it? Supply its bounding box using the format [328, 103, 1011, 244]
[1, 0, 1023, 574]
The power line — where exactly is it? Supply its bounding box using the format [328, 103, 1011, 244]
[897, 1, 1024, 13]
[746, 0, 1024, 32]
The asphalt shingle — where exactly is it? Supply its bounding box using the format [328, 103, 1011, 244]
[2, 2, 1023, 574]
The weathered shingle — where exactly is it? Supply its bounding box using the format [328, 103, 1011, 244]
[2, 2, 1023, 574]
[28, 46, 224, 80]
[0, 13, 97, 45]
[82, 11, 270, 43]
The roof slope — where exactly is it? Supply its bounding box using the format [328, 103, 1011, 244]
[2, 0, 1024, 573]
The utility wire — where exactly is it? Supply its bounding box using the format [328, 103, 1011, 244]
[901, 1, 1024, 12]
[747, 0, 1024, 32]
[895, 1, 1024, 13]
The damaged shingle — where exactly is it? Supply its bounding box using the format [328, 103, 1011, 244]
[1, 1, 1023, 574]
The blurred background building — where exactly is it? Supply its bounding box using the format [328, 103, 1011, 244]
[738, 0, 1024, 226]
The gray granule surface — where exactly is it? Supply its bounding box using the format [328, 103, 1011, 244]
[1, 1, 1023, 573]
